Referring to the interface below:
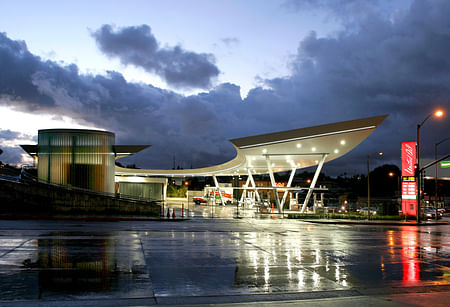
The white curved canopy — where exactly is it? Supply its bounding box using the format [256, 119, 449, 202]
[115, 115, 387, 177]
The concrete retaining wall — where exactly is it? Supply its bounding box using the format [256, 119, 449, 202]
[0, 178, 160, 217]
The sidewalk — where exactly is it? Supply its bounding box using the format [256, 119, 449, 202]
[297, 218, 450, 226]
[1, 288, 449, 306]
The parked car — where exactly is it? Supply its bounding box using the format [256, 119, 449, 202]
[424, 207, 442, 219]
[424, 208, 437, 219]
[193, 196, 208, 205]
[359, 207, 377, 216]
[338, 206, 347, 213]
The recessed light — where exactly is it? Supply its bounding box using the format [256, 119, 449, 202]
[311, 147, 316, 152]
[262, 149, 267, 154]
[340, 140, 346, 145]
[296, 143, 302, 148]
[334, 149, 339, 154]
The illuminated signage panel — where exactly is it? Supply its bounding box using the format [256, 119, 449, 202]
[441, 161, 450, 168]
[401, 141, 417, 216]
[401, 142, 416, 177]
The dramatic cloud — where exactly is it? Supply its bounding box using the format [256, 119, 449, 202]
[0, 34, 56, 110]
[0, 145, 29, 165]
[0, 129, 21, 140]
[92, 24, 220, 90]
[0, 0, 449, 175]
[0, 30, 242, 169]
[0, 128, 35, 165]
[283, 0, 386, 23]
[270, 0, 450, 173]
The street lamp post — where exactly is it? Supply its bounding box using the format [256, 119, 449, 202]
[388, 172, 400, 198]
[435, 137, 450, 220]
[416, 110, 444, 223]
[389, 171, 401, 217]
[367, 152, 383, 220]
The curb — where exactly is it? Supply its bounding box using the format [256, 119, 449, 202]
[298, 219, 449, 226]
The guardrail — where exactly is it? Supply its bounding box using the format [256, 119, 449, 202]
[19, 168, 160, 204]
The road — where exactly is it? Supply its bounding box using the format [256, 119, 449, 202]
[0, 217, 449, 305]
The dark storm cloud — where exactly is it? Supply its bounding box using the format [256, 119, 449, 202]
[92, 24, 220, 89]
[282, 0, 385, 22]
[283, 0, 381, 12]
[0, 129, 35, 165]
[268, 0, 450, 171]
[0, 146, 26, 164]
[0, 128, 35, 142]
[1, 0, 450, 175]
[0, 30, 239, 169]
[0, 129, 20, 140]
[0, 33, 55, 110]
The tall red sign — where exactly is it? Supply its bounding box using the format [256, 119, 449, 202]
[401, 142, 417, 216]
[401, 142, 416, 176]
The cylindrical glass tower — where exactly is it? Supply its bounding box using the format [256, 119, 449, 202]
[37, 129, 115, 193]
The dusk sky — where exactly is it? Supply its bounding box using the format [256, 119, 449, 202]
[0, 0, 449, 176]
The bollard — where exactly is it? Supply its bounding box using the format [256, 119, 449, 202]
[172, 208, 176, 218]
[272, 203, 274, 213]
[182, 203, 184, 218]
[167, 207, 170, 218]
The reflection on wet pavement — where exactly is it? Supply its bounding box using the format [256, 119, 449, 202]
[0, 232, 149, 300]
[163, 202, 265, 219]
[0, 219, 449, 301]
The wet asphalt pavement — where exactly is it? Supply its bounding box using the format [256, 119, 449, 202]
[0, 207, 450, 305]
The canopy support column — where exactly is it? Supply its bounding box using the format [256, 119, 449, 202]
[280, 167, 296, 209]
[239, 175, 250, 206]
[213, 175, 225, 206]
[248, 170, 261, 203]
[266, 155, 282, 214]
[301, 154, 327, 213]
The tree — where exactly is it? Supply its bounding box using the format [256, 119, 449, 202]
[369, 164, 401, 197]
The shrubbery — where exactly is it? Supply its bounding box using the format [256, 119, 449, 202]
[167, 185, 187, 197]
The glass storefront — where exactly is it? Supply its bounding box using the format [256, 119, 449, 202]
[118, 182, 163, 200]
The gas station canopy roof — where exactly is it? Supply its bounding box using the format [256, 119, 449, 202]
[116, 115, 387, 177]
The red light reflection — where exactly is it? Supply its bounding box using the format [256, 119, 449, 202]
[401, 230, 420, 282]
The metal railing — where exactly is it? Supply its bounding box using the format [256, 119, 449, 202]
[19, 168, 160, 204]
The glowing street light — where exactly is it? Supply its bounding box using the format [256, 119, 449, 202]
[416, 109, 445, 223]
[388, 171, 400, 199]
